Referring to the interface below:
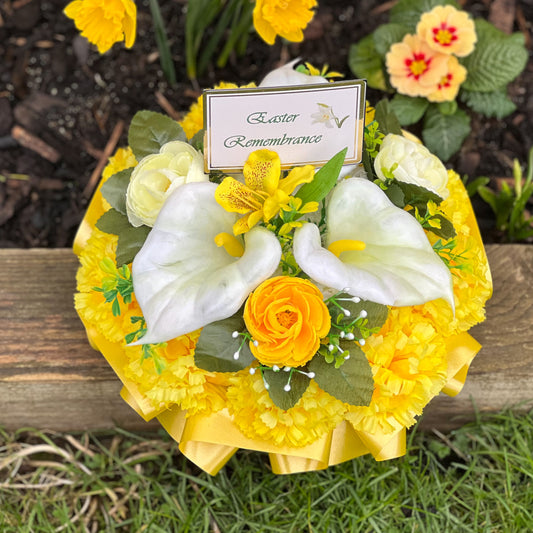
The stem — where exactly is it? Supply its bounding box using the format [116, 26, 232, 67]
[149, 0, 176, 85]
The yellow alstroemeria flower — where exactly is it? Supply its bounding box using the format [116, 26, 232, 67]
[64, 0, 136, 54]
[215, 150, 315, 235]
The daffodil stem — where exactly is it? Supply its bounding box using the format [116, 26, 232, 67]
[149, 0, 176, 85]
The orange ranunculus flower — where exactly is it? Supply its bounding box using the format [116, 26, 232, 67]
[417, 5, 477, 58]
[386, 34, 449, 98]
[244, 276, 330, 367]
[427, 55, 467, 102]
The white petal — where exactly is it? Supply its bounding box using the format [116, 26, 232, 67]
[294, 178, 454, 309]
[259, 59, 328, 87]
[132, 182, 281, 343]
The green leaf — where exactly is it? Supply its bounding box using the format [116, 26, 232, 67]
[389, 94, 429, 126]
[460, 87, 517, 119]
[460, 20, 528, 93]
[392, 179, 444, 208]
[478, 184, 514, 230]
[422, 106, 471, 161]
[465, 176, 490, 198]
[375, 99, 403, 136]
[329, 296, 389, 339]
[128, 110, 187, 161]
[437, 101, 458, 116]
[361, 147, 376, 181]
[96, 209, 150, 266]
[100, 169, 132, 215]
[380, 181, 405, 207]
[149, 0, 176, 85]
[296, 148, 347, 205]
[373, 23, 409, 56]
[190, 129, 205, 152]
[194, 315, 254, 373]
[308, 347, 374, 407]
[263, 369, 310, 410]
[348, 35, 387, 91]
[390, 0, 459, 32]
[428, 214, 457, 240]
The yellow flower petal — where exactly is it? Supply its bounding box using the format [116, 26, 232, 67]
[243, 149, 281, 194]
[417, 5, 477, 58]
[215, 177, 262, 214]
[278, 164, 315, 195]
[253, 0, 317, 45]
[262, 189, 291, 221]
[64, 0, 137, 54]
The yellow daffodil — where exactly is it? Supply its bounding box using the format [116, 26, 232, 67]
[253, 0, 317, 45]
[64, 0, 136, 54]
[215, 150, 315, 235]
[417, 5, 477, 58]
[132, 182, 282, 344]
[386, 34, 449, 98]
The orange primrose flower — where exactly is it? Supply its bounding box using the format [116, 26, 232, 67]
[244, 276, 331, 368]
[386, 34, 449, 98]
[253, 0, 317, 45]
[427, 55, 467, 102]
[215, 150, 315, 235]
[417, 5, 477, 58]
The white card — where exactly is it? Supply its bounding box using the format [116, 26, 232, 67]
[203, 80, 367, 171]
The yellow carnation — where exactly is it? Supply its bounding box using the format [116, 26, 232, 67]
[415, 171, 492, 336]
[84, 147, 137, 228]
[227, 371, 346, 447]
[64, 0, 137, 54]
[123, 333, 229, 415]
[346, 308, 448, 435]
[417, 5, 477, 57]
[179, 82, 255, 139]
[102, 146, 137, 181]
[75, 229, 140, 343]
[253, 0, 317, 45]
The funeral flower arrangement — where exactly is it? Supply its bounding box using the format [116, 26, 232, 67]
[74, 63, 492, 474]
[349, 0, 528, 161]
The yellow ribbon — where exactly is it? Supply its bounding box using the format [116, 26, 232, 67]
[73, 168, 488, 476]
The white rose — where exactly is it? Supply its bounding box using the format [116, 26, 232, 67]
[374, 134, 449, 199]
[126, 141, 208, 227]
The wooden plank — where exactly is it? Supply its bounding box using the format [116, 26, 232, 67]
[0, 249, 157, 431]
[0, 246, 532, 432]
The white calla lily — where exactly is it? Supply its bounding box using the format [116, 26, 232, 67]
[259, 59, 328, 87]
[132, 182, 282, 344]
[293, 178, 454, 309]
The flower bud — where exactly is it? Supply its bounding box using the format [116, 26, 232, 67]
[374, 134, 449, 199]
[126, 141, 208, 227]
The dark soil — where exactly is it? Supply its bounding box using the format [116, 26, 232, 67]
[0, 0, 532, 247]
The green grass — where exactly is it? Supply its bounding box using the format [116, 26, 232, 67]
[1, 410, 532, 532]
